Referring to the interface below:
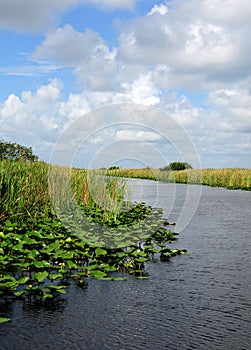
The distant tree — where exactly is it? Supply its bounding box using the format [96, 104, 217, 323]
[160, 161, 192, 171]
[108, 166, 120, 170]
[0, 140, 39, 162]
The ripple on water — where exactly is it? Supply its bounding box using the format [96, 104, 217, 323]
[0, 184, 251, 350]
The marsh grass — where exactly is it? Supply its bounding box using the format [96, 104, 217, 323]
[0, 161, 127, 225]
[106, 167, 251, 190]
[0, 160, 51, 223]
[0, 160, 187, 303]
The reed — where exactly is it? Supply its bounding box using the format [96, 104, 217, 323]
[0, 160, 51, 223]
[200, 168, 251, 190]
[0, 160, 127, 226]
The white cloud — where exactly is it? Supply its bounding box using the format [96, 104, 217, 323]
[0, 79, 62, 150]
[59, 92, 90, 123]
[115, 130, 162, 142]
[207, 88, 251, 133]
[1, 0, 251, 167]
[159, 93, 201, 128]
[0, 0, 138, 32]
[203, 0, 251, 25]
[31, 0, 251, 93]
[121, 74, 160, 106]
[81, 0, 137, 10]
[117, 0, 251, 90]
[33, 25, 118, 91]
[148, 3, 168, 16]
[0, 78, 250, 167]
[0, 0, 78, 32]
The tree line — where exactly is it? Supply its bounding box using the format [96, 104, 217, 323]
[0, 140, 38, 162]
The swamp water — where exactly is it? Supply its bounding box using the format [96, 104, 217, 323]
[0, 181, 250, 349]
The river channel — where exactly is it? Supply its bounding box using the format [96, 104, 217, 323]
[0, 181, 250, 349]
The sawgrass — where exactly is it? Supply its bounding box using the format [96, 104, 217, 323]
[106, 167, 251, 190]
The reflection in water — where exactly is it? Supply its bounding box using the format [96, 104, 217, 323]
[0, 183, 250, 350]
[22, 298, 67, 315]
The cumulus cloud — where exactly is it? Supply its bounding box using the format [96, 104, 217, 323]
[31, 0, 251, 92]
[115, 130, 162, 142]
[0, 77, 250, 167]
[159, 93, 201, 128]
[207, 88, 251, 133]
[117, 0, 251, 90]
[33, 25, 118, 90]
[0, 79, 62, 141]
[0, 78, 200, 163]
[147, 3, 168, 16]
[121, 74, 160, 106]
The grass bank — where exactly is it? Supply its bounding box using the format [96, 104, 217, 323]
[106, 167, 251, 190]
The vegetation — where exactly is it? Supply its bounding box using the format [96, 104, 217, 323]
[0, 140, 38, 162]
[160, 162, 193, 171]
[106, 167, 251, 190]
[0, 160, 186, 305]
[108, 166, 120, 170]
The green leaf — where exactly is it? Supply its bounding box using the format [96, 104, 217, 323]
[91, 270, 107, 279]
[60, 251, 74, 259]
[95, 247, 107, 256]
[135, 257, 149, 263]
[49, 273, 63, 281]
[87, 264, 100, 270]
[32, 271, 48, 283]
[113, 277, 127, 281]
[97, 276, 114, 281]
[0, 317, 11, 323]
[104, 265, 117, 272]
[14, 290, 26, 297]
[17, 276, 30, 285]
[32, 261, 46, 268]
[66, 260, 79, 269]
[47, 242, 61, 251]
[45, 285, 67, 294]
[0, 275, 16, 283]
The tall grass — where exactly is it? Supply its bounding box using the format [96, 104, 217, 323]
[0, 160, 51, 223]
[200, 168, 251, 190]
[0, 160, 127, 226]
[106, 167, 251, 190]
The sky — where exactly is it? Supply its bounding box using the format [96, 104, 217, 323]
[0, 0, 251, 169]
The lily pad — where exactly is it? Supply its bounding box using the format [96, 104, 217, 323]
[32, 271, 49, 283]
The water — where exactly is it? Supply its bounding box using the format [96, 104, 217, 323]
[0, 182, 250, 350]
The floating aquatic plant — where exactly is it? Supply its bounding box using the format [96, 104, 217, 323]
[0, 160, 188, 304]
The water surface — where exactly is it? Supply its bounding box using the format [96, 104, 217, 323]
[0, 182, 250, 350]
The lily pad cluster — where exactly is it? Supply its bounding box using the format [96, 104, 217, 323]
[0, 202, 187, 302]
[0, 160, 188, 305]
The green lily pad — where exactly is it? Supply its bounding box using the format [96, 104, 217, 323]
[17, 276, 30, 285]
[32, 271, 48, 283]
[104, 265, 117, 272]
[49, 273, 63, 280]
[113, 277, 127, 281]
[91, 270, 107, 279]
[14, 290, 26, 298]
[95, 247, 107, 256]
[135, 257, 149, 263]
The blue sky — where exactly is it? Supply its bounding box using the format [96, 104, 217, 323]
[0, 0, 251, 168]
